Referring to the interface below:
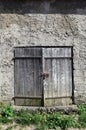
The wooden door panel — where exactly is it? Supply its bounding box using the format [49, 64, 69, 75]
[43, 47, 72, 106]
[43, 48, 71, 57]
[14, 47, 73, 106]
[14, 47, 43, 106]
[44, 59, 72, 97]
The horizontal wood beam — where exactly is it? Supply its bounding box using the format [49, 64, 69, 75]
[14, 96, 42, 99]
[13, 56, 42, 60]
[45, 96, 72, 99]
[14, 46, 73, 48]
[44, 57, 72, 59]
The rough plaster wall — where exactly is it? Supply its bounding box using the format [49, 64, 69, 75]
[0, 0, 86, 104]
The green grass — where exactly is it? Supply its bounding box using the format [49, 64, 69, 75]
[78, 104, 86, 128]
[0, 104, 86, 130]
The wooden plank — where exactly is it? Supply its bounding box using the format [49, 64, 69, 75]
[14, 47, 42, 57]
[14, 96, 42, 99]
[44, 57, 72, 59]
[57, 59, 60, 97]
[13, 57, 41, 59]
[36, 59, 42, 96]
[43, 48, 53, 99]
[24, 59, 33, 96]
[45, 96, 72, 99]
[23, 59, 42, 97]
[14, 59, 19, 96]
[43, 48, 71, 57]
[44, 59, 52, 98]
[52, 49, 57, 99]
[15, 59, 26, 97]
[61, 60, 66, 97]
[44, 98, 72, 107]
[15, 99, 42, 106]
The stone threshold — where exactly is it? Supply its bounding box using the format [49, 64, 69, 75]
[13, 105, 78, 113]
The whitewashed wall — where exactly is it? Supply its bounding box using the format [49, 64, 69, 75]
[0, 0, 86, 104]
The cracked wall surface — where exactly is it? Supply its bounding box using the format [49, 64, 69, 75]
[0, 0, 86, 104]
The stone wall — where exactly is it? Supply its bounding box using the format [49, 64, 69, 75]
[0, 0, 86, 104]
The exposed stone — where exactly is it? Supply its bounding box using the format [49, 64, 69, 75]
[13, 105, 78, 114]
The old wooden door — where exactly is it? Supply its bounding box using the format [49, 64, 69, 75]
[42, 47, 73, 106]
[14, 47, 43, 106]
[14, 47, 73, 106]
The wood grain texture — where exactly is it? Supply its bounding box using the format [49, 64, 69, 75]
[43, 48, 71, 57]
[14, 48, 42, 106]
[43, 47, 72, 106]
[15, 47, 42, 57]
[14, 47, 72, 106]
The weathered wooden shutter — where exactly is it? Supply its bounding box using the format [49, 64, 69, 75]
[14, 47, 43, 106]
[42, 47, 73, 106]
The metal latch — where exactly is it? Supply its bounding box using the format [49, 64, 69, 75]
[40, 72, 49, 79]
